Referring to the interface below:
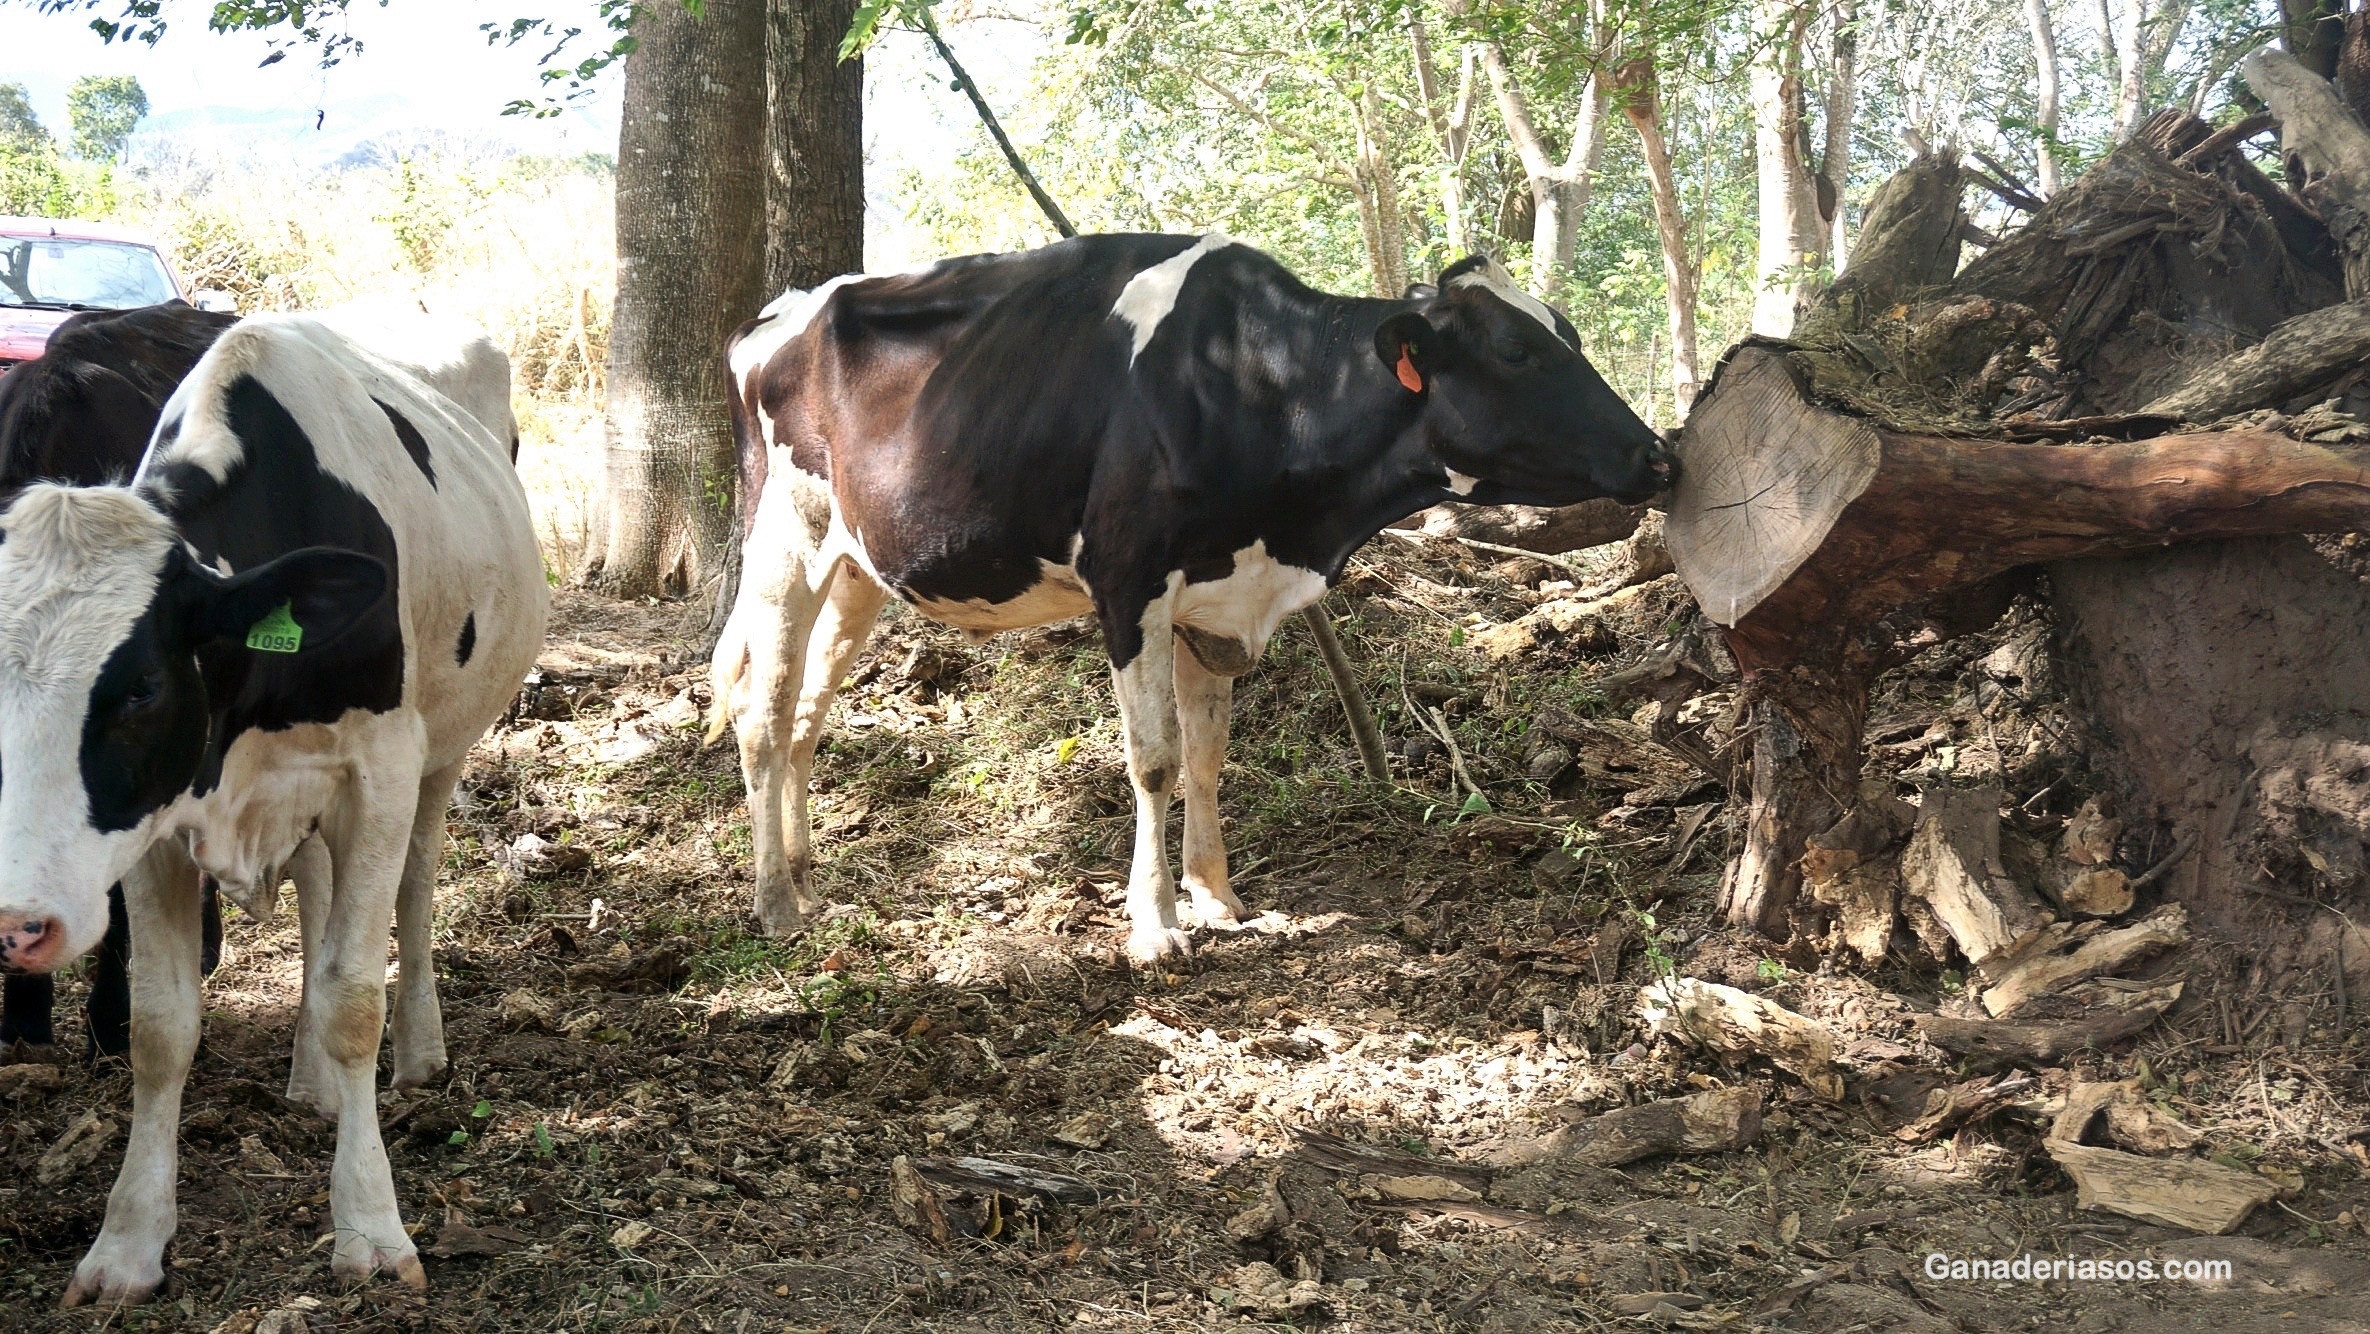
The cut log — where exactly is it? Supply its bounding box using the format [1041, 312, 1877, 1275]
[1637, 977, 1846, 1101]
[1914, 980, 2181, 1069]
[1901, 785, 2054, 979]
[1980, 904, 2189, 1018]
[2247, 49, 2370, 295]
[2046, 1141, 2277, 1234]
[1483, 1085, 1763, 1169]
[1668, 342, 2370, 933]
[2051, 1076, 2207, 1155]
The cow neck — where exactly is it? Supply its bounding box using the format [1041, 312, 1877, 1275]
[1251, 295, 1451, 582]
[139, 375, 406, 800]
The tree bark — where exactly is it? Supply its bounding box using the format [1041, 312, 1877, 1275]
[1615, 56, 1702, 420]
[592, 0, 767, 599]
[2107, 0, 2149, 140]
[2280, 0, 2345, 80]
[1818, 0, 1858, 266]
[765, 0, 864, 297]
[2025, 0, 2063, 194]
[2248, 48, 2370, 297]
[1354, 81, 1412, 298]
[1750, 0, 1825, 336]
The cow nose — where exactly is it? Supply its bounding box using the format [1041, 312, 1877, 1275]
[0, 916, 65, 973]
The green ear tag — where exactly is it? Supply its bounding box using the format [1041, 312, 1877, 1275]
[245, 602, 303, 654]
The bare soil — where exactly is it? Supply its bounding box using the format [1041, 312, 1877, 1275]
[4, 543, 2369, 1333]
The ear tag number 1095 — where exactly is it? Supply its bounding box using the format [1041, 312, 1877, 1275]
[245, 602, 304, 654]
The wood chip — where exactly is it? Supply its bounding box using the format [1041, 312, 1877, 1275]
[1902, 784, 2054, 978]
[2047, 1140, 2276, 1234]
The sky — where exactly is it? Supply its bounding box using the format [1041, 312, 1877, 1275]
[0, 0, 1053, 262]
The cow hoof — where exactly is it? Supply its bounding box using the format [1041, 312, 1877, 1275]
[63, 1248, 164, 1309]
[391, 1050, 448, 1091]
[333, 1235, 427, 1291]
[1179, 892, 1247, 931]
[285, 1070, 342, 1121]
[753, 905, 811, 939]
[1125, 926, 1193, 966]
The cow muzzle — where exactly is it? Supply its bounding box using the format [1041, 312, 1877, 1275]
[0, 914, 68, 973]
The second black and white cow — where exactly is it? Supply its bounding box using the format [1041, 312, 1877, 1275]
[0, 302, 237, 1055]
[709, 234, 1672, 963]
[0, 313, 547, 1302]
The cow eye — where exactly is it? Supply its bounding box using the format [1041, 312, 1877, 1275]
[120, 674, 163, 710]
[1497, 339, 1532, 365]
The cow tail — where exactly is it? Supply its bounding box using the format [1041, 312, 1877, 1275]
[705, 613, 747, 747]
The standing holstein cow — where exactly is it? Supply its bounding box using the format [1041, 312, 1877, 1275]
[0, 312, 547, 1302]
[0, 301, 238, 1056]
[709, 235, 1672, 964]
[0, 302, 514, 1065]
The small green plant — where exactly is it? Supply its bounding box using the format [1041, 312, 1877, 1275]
[1941, 969, 1966, 994]
[1632, 907, 1678, 979]
[534, 1122, 556, 1159]
[1756, 957, 1788, 983]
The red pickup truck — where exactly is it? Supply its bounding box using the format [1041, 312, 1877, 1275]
[0, 216, 236, 371]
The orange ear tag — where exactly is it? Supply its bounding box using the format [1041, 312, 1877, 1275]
[1395, 347, 1425, 393]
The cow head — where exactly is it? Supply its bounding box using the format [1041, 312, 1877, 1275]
[1376, 256, 1673, 506]
[0, 484, 385, 972]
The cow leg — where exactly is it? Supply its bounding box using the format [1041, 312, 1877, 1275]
[1173, 646, 1245, 929]
[80, 887, 131, 1061]
[783, 562, 888, 837]
[1109, 590, 1191, 964]
[388, 763, 461, 1090]
[314, 765, 426, 1290]
[721, 502, 841, 937]
[284, 836, 338, 1116]
[65, 845, 203, 1309]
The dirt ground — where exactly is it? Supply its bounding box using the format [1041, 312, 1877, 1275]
[5, 541, 2370, 1333]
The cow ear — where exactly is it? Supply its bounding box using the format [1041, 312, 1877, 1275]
[190, 547, 390, 654]
[1374, 311, 1438, 393]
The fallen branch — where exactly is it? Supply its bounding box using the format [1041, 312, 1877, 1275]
[1483, 1085, 1763, 1169]
[1915, 980, 2181, 1069]
[1299, 606, 1390, 782]
[2140, 299, 2370, 420]
[1981, 904, 2189, 1018]
[1638, 977, 1846, 1101]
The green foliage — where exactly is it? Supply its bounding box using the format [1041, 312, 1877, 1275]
[0, 135, 117, 217]
[65, 74, 145, 162]
[0, 81, 44, 150]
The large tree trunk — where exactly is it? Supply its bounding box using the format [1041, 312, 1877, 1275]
[1616, 56, 1702, 420]
[1818, 0, 1857, 266]
[764, 0, 864, 297]
[1750, 0, 1825, 336]
[1673, 85, 2370, 939]
[592, 0, 767, 599]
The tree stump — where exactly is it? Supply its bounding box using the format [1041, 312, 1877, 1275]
[1668, 342, 2370, 933]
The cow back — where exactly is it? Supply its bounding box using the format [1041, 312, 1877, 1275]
[0, 302, 236, 499]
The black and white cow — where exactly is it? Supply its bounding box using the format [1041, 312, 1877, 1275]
[708, 234, 1672, 963]
[0, 302, 238, 1055]
[0, 313, 547, 1302]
